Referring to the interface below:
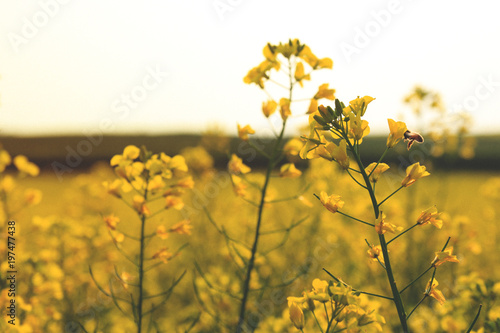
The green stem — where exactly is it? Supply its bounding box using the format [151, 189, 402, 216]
[345, 137, 409, 332]
[466, 304, 482, 333]
[399, 266, 432, 294]
[378, 186, 404, 208]
[367, 147, 390, 179]
[406, 295, 427, 320]
[236, 59, 292, 333]
[137, 185, 149, 333]
[337, 211, 374, 227]
[387, 223, 419, 245]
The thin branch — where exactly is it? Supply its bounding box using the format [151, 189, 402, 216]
[322, 268, 393, 301]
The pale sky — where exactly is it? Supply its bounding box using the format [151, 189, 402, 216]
[0, 0, 499, 137]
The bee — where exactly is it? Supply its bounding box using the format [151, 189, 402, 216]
[403, 130, 424, 150]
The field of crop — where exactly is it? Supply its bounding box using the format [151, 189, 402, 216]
[1, 39, 500, 333]
[0, 146, 499, 332]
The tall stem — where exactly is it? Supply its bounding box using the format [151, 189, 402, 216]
[346, 138, 409, 332]
[137, 187, 149, 333]
[236, 59, 292, 332]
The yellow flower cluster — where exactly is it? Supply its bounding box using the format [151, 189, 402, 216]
[287, 279, 385, 331]
[108, 145, 192, 212]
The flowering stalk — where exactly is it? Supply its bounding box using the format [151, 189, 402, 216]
[93, 145, 193, 332]
[344, 137, 410, 331]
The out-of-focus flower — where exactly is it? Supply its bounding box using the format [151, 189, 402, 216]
[294, 62, 310, 87]
[156, 225, 169, 239]
[152, 247, 174, 264]
[288, 301, 305, 329]
[0, 149, 12, 172]
[279, 98, 291, 121]
[104, 214, 120, 230]
[365, 163, 390, 183]
[314, 83, 335, 100]
[283, 138, 303, 159]
[279, 163, 302, 178]
[401, 162, 430, 187]
[432, 247, 459, 267]
[386, 119, 408, 148]
[262, 100, 278, 118]
[237, 124, 255, 141]
[170, 219, 193, 235]
[417, 206, 443, 229]
[228, 154, 251, 175]
[14, 155, 39, 176]
[299, 45, 333, 69]
[165, 195, 184, 210]
[319, 191, 344, 213]
[231, 175, 247, 197]
[132, 195, 150, 216]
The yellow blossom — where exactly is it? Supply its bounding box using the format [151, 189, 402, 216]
[294, 62, 310, 87]
[432, 247, 460, 267]
[243, 61, 272, 88]
[147, 175, 165, 193]
[170, 219, 193, 235]
[228, 154, 251, 175]
[343, 96, 375, 116]
[237, 124, 255, 141]
[279, 98, 291, 121]
[288, 301, 305, 329]
[0, 149, 11, 172]
[111, 145, 140, 166]
[0, 175, 15, 192]
[387, 119, 408, 148]
[176, 176, 194, 189]
[279, 163, 302, 178]
[104, 214, 120, 230]
[375, 212, 401, 235]
[152, 247, 175, 263]
[307, 98, 318, 114]
[367, 245, 385, 264]
[262, 100, 277, 118]
[299, 45, 333, 69]
[348, 112, 370, 143]
[103, 179, 132, 197]
[156, 225, 169, 239]
[165, 195, 184, 210]
[13, 155, 39, 176]
[314, 83, 335, 100]
[318, 140, 349, 169]
[283, 138, 303, 158]
[401, 162, 430, 187]
[231, 175, 247, 197]
[319, 191, 344, 213]
[417, 206, 443, 229]
[113, 232, 125, 243]
[275, 38, 301, 58]
[132, 195, 150, 216]
[364, 163, 390, 183]
[425, 279, 446, 305]
[119, 271, 134, 290]
[169, 155, 188, 176]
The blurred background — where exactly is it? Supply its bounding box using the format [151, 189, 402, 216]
[0, 0, 499, 168]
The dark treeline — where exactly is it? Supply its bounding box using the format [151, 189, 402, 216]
[1, 134, 499, 172]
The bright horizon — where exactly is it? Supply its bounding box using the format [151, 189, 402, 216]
[1, 0, 499, 137]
